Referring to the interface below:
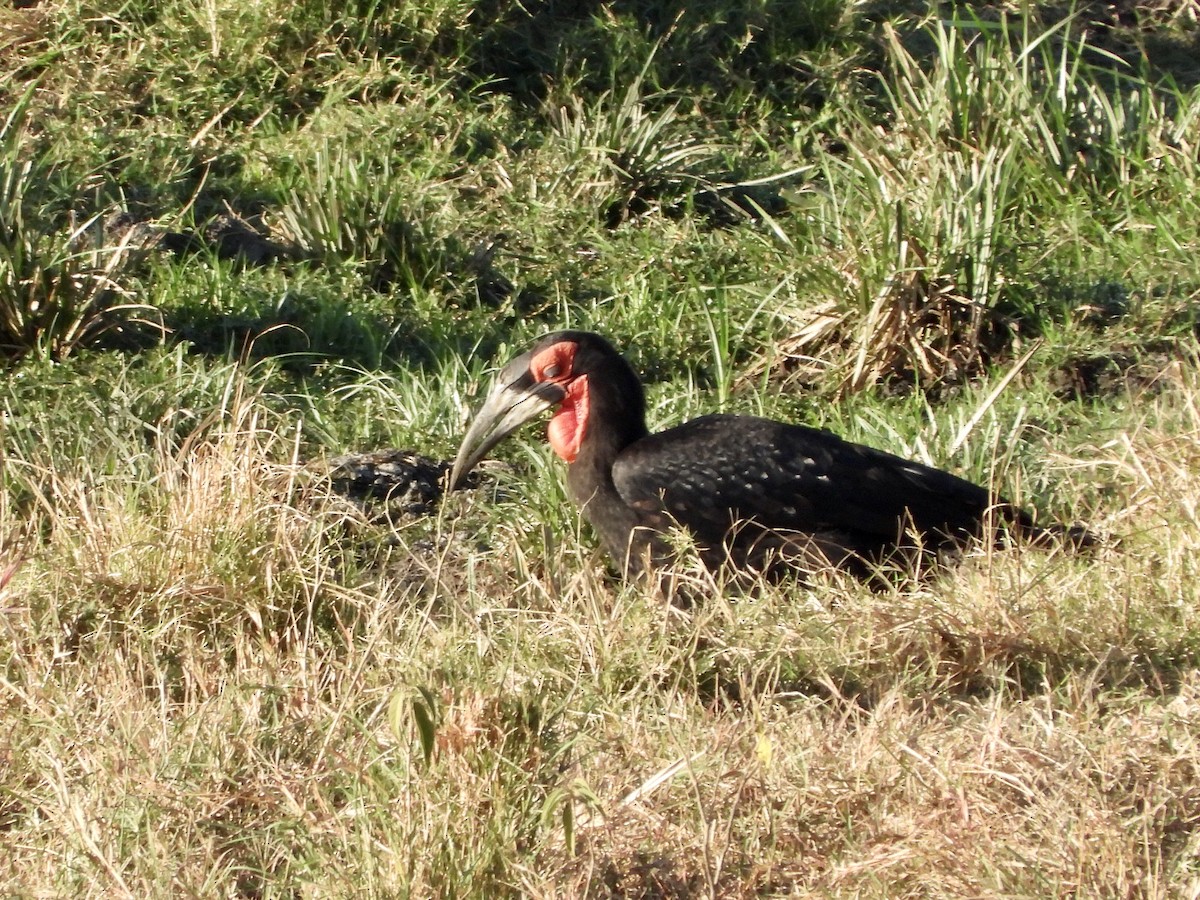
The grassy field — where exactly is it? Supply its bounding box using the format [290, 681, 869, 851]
[2, 1, 1200, 896]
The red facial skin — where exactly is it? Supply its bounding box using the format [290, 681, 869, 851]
[530, 342, 589, 463]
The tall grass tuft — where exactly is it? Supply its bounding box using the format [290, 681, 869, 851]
[275, 137, 449, 293]
[551, 51, 727, 227]
[772, 11, 1200, 394]
[0, 93, 146, 358]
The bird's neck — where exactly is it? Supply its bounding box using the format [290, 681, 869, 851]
[561, 360, 653, 575]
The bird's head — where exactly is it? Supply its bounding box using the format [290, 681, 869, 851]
[449, 331, 645, 490]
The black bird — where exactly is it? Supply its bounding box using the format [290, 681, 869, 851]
[450, 331, 1091, 582]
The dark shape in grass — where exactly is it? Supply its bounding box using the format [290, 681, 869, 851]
[690, 181, 790, 227]
[596, 849, 708, 899]
[328, 450, 474, 517]
[201, 212, 293, 266]
[464, 234, 515, 306]
[163, 294, 403, 371]
[105, 209, 294, 267]
[1049, 344, 1183, 402]
[604, 176, 790, 230]
[1038, 0, 1200, 89]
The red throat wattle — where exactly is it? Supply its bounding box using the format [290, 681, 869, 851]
[547, 376, 589, 463]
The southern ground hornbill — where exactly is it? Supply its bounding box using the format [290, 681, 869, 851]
[450, 331, 1092, 582]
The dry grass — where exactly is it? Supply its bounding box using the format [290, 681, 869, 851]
[1, 359, 1198, 896]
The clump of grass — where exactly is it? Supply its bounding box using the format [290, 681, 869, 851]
[551, 51, 728, 228]
[765, 11, 1200, 394]
[9, 380, 313, 638]
[275, 138, 441, 291]
[0, 94, 148, 358]
[550, 46, 804, 232]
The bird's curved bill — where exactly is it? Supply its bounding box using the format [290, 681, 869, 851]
[449, 353, 567, 490]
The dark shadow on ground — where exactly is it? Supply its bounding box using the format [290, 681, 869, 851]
[454, 1, 1199, 115]
[454, 0, 838, 110]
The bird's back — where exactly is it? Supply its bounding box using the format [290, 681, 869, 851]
[610, 414, 1024, 575]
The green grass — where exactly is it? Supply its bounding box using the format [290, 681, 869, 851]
[2, 1, 1200, 895]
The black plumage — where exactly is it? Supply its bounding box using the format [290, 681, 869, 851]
[451, 331, 1090, 582]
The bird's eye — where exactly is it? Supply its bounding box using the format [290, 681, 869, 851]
[541, 364, 561, 379]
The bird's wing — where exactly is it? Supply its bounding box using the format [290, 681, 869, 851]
[610, 414, 997, 542]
